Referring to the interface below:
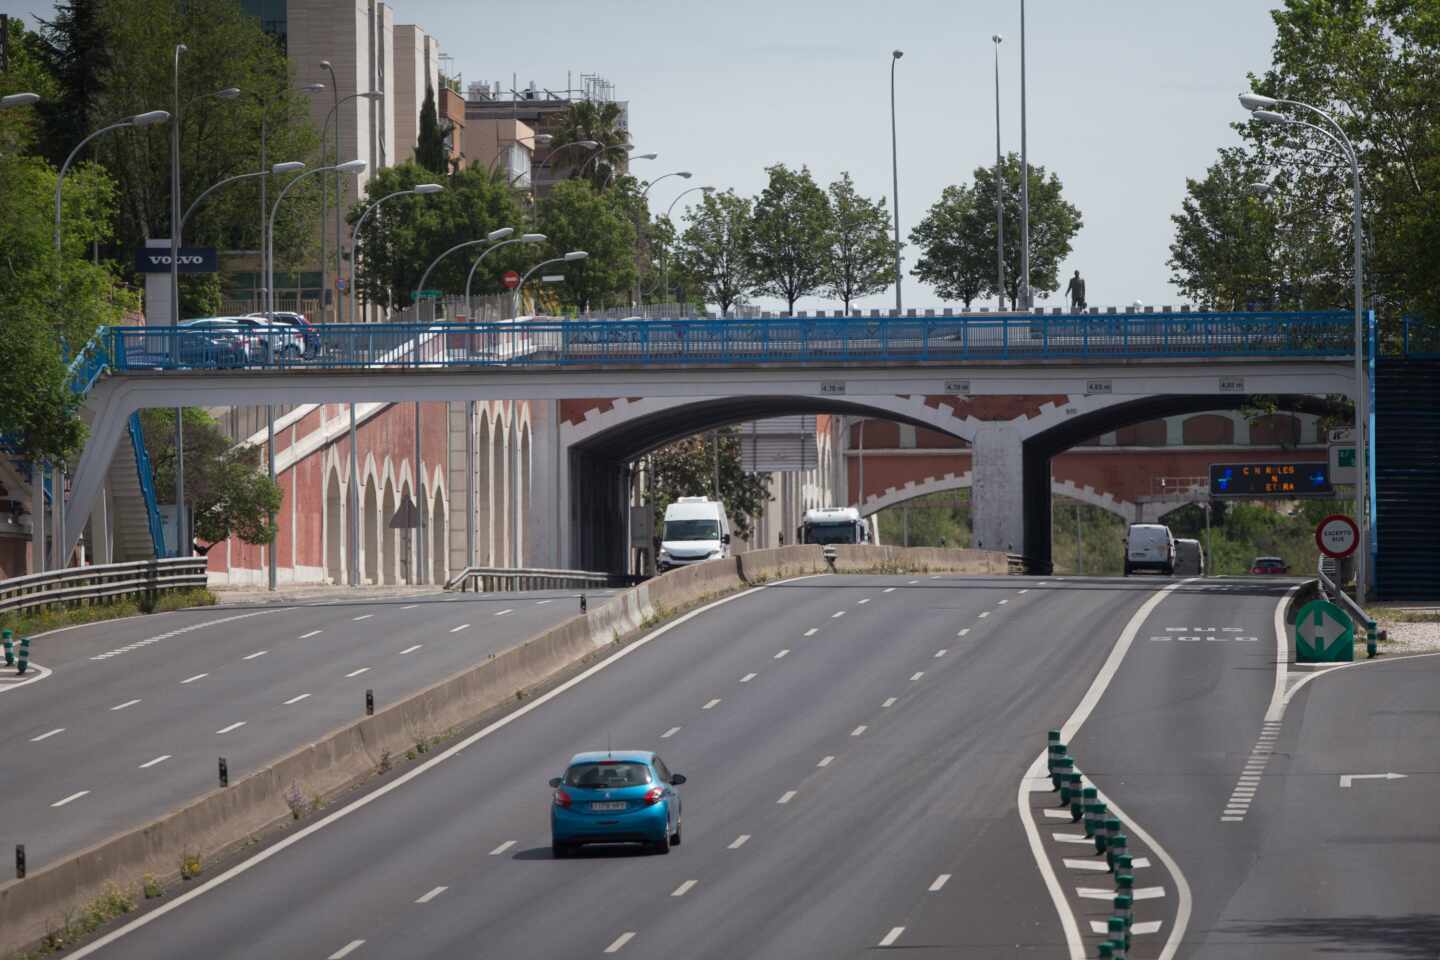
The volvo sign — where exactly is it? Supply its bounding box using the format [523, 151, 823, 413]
[134, 247, 218, 273]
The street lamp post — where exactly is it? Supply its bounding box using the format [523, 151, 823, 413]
[1, 92, 40, 108]
[890, 50, 903, 312]
[580, 148, 655, 180]
[660, 185, 713, 304]
[515, 251, 588, 318]
[635, 172, 691, 308]
[252, 84, 325, 314]
[464, 233, 547, 318]
[415, 228, 517, 305]
[1241, 91, 1370, 596]
[268, 160, 367, 321]
[992, 34, 1007, 311]
[511, 139, 599, 189]
[347, 184, 445, 324]
[1019, 0, 1031, 309]
[182, 162, 306, 233]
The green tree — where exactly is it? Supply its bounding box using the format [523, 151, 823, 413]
[649, 429, 771, 542]
[550, 99, 631, 190]
[414, 83, 448, 176]
[675, 189, 756, 315]
[823, 172, 894, 313]
[26, 0, 110, 165]
[748, 163, 832, 312]
[140, 408, 282, 547]
[2, 16, 58, 157]
[975, 154, 1083, 307]
[534, 178, 636, 310]
[349, 161, 525, 309]
[908, 184, 992, 308]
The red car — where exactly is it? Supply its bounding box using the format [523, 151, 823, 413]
[1250, 556, 1290, 575]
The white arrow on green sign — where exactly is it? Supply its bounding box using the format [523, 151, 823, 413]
[1295, 599, 1354, 662]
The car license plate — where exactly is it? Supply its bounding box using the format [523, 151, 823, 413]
[590, 801, 627, 812]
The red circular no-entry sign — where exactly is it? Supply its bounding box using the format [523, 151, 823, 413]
[501, 270, 521, 290]
[1316, 514, 1359, 559]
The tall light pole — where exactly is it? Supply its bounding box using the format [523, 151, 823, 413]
[268, 160, 367, 319]
[319, 87, 383, 320]
[992, 34, 1006, 311]
[515, 251, 588, 317]
[252, 83, 325, 313]
[1018, 0, 1032, 309]
[661, 185, 713, 303]
[1, 92, 40, 108]
[581, 148, 655, 180]
[1242, 91, 1370, 595]
[348, 183, 445, 324]
[319, 61, 338, 321]
[464, 233, 547, 317]
[415, 228, 517, 302]
[513, 139, 599, 188]
[636, 171, 691, 308]
[182, 162, 306, 234]
[890, 49, 904, 312]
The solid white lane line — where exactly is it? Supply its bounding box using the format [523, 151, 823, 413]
[777, 790, 797, 804]
[111, 699, 142, 711]
[740, 672, 757, 683]
[831, 610, 846, 619]
[671, 880, 697, 897]
[817, 755, 834, 767]
[283, 693, 310, 705]
[399, 644, 422, 655]
[495, 609, 513, 617]
[879, 927, 905, 948]
[243, 650, 268, 660]
[804, 628, 819, 637]
[882, 697, 897, 708]
[978, 611, 991, 619]
[774, 649, 789, 659]
[489, 840, 516, 856]
[857, 598, 871, 605]
[851, 725, 868, 737]
[352, 614, 373, 622]
[883, 587, 896, 593]
[181, 673, 209, 684]
[139, 755, 171, 769]
[910, 671, 924, 681]
[702, 698, 721, 710]
[1063, 859, 1110, 872]
[728, 834, 750, 849]
[401, 605, 419, 611]
[604, 933, 635, 954]
[957, 628, 970, 637]
[661, 726, 681, 739]
[328, 940, 365, 959]
[52, 790, 90, 807]
[215, 722, 246, 734]
[414, 886, 447, 904]
[30, 728, 65, 742]
[934, 648, 948, 658]
[299, 630, 322, 639]
[929, 874, 951, 892]
[345, 667, 370, 678]
[450, 624, 470, 633]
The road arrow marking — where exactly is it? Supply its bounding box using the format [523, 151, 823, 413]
[1339, 772, 1407, 788]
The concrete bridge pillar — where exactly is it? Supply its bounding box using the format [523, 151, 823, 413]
[970, 423, 1026, 554]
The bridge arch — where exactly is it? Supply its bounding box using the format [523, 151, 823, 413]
[857, 472, 1134, 525]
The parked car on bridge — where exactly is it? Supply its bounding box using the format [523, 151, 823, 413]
[549, 751, 685, 856]
[1249, 556, 1290, 575]
[248, 311, 319, 358]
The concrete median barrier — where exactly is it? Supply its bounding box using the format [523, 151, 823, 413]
[0, 544, 1009, 955]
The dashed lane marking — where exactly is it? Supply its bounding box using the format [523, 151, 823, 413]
[535, 599, 552, 605]
[399, 644, 422, 655]
[30, 728, 64, 742]
[139, 755, 171, 769]
[907, 580, 918, 584]
[415, 886, 447, 904]
[851, 725, 868, 737]
[882, 697, 896, 708]
[804, 628, 819, 637]
[910, 671, 924, 682]
[978, 611, 990, 619]
[111, 699, 141, 711]
[831, 610, 846, 619]
[957, 628, 970, 637]
[998, 599, 1009, 605]
[1133, 886, 1167, 900]
[345, 668, 370, 678]
[328, 940, 365, 959]
[728, 834, 750, 849]
[740, 672, 757, 683]
[671, 880, 697, 897]
[495, 609, 513, 617]
[243, 650, 268, 660]
[1133, 920, 1164, 935]
[774, 649, 789, 659]
[283, 693, 310, 705]
[1018, 589, 1029, 594]
[929, 874, 950, 892]
[661, 726, 681, 739]
[90, 611, 275, 661]
[604, 933, 635, 954]
[883, 587, 896, 593]
[52, 790, 90, 807]
[1043, 809, 1071, 820]
[702, 698, 721, 710]
[879, 927, 905, 947]
[934, 649, 947, 658]
[489, 840, 516, 856]
[817, 755, 834, 767]
[1063, 859, 1110, 872]
[1051, 833, 1093, 844]
[777, 790, 797, 804]
[181, 673, 209, 684]
[300, 630, 322, 639]
[450, 624, 471, 633]
[401, 605, 419, 611]
[215, 722, 246, 734]
[352, 614, 373, 622]
[857, 598, 871, 605]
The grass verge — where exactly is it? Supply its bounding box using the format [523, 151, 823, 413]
[0, 588, 217, 637]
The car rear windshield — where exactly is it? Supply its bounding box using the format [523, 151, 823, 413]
[565, 762, 652, 788]
[663, 519, 719, 542]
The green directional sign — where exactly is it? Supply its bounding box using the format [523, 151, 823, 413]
[1295, 599, 1354, 662]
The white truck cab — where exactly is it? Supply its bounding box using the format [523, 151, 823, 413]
[657, 497, 731, 572]
[799, 507, 871, 545]
[1125, 523, 1176, 576]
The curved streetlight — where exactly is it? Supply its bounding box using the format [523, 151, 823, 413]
[319, 82, 384, 319]
[512, 138, 599, 188]
[54, 110, 170, 259]
[182, 161, 306, 231]
[1240, 90, 1369, 593]
[1, 92, 40, 109]
[414, 227, 517, 302]
[267, 159, 367, 319]
[250, 83, 325, 310]
[657, 186, 714, 302]
[347, 183, 445, 323]
[581, 148, 655, 178]
[890, 48, 904, 312]
[633, 172, 692, 306]
[515, 251, 588, 317]
[464, 233, 547, 317]
[487, 132, 554, 175]
[991, 34, 1006, 310]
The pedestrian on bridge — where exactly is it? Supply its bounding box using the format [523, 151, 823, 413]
[1066, 270, 1087, 311]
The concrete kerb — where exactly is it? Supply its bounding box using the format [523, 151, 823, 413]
[0, 544, 1008, 955]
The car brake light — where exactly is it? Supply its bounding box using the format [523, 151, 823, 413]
[641, 787, 663, 806]
[553, 788, 572, 808]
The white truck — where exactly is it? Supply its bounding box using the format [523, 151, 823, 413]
[657, 497, 731, 572]
[798, 507, 872, 545]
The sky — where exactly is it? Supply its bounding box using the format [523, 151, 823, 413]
[2, 0, 1281, 313]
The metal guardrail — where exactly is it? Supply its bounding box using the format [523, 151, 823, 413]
[444, 565, 614, 593]
[0, 558, 208, 617]
[1006, 553, 1029, 575]
[1316, 556, 1379, 657]
[103, 311, 1355, 373]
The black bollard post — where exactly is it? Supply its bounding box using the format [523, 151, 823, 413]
[15, 844, 25, 879]
[580, 594, 588, 613]
[366, 688, 374, 716]
[218, 757, 229, 788]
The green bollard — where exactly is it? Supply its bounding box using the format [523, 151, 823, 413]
[1108, 917, 1129, 953]
[1108, 833, 1128, 872]
[1366, 620, 1378, 658]
[17, 635, 30, 675]
[1099, 815, 1119, 855]
[1079, 786, 1098, 828]
[1054, 756, 1074, 798]
[1115, 872, 1134, 896]
[2, 627, 12, 666]
[1059, 767, 1081, 807]
[1069, 776, 1085, 822]
[1051, 749, 1070, 790]
[1114, 893, 1133, 943]
[1087, 799, 1106, 842]
[1097, 943, 1114, 959]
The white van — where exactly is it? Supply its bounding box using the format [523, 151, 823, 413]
[658, 497, 731, 572]
[1174, 538, 1205, 576]
[1124, 523, 1176, 576]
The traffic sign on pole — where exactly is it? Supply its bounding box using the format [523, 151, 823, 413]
[1328, 428, 1357, 484]
[501, 270, 521, 290]
[1316, 514, 1359, 559]
[1294, 599, 1354, 662]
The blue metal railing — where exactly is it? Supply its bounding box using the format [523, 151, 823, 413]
[103, 310, 1355, 372]
[127, 413, 167, 558]
[66, 325, 112, 395]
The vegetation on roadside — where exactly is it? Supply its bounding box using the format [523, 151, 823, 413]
[0, 587, 215, 637]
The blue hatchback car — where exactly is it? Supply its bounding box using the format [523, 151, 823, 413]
[549, 751, 685, 857]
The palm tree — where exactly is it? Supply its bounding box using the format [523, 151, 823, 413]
[551, 100, 631, 189]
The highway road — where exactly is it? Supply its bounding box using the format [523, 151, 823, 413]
[70, 572, 1211, 960]
[0, 588, 609, 870]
